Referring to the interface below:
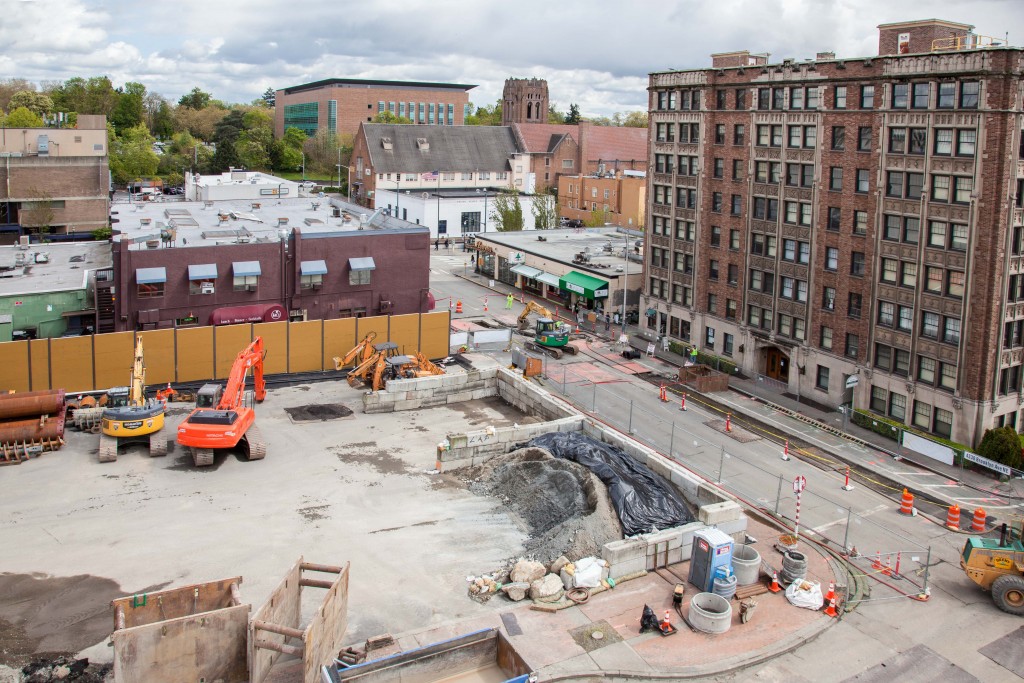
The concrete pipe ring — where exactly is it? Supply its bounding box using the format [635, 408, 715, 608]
[780, 550, 808, 585]
[731, 545, 762, 586]
[713, 573, 738, 600]
[688, 592, 733, 634]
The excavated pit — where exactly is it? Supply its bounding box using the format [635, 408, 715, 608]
[285, 403, 354, 423]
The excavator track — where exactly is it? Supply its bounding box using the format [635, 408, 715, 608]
[526, 341, 563, 359]
[149, 436, 168, 457]
[192, 448, 214, 467]
[98, 434, 118, 463]
[244, 425, 267, 461]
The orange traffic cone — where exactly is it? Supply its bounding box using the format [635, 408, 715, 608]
[483, 298, 488, 312]
[768, 571, 781, 593]
[898, 488, 914, 515]
[824, 597, 838, 618]
[456, 300, 463, 313]
[971, 507, 986, 533]
[823, 581, 835, 604]
[945, 505, 961, 531]
[725, 413, 732, 432]
[661, 610, 671, 630]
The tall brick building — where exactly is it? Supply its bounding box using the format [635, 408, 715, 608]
[502, 78, 549, 126]
[274, 78, 476, 139]
[645, 19, 1023, 446]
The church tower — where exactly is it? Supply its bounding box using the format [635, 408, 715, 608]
[502, 78, 549, 126]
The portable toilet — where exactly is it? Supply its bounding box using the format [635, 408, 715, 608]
[688, 528, 735, 593]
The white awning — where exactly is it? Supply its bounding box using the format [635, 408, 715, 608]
[136, 267, 166, 284]
[300, 260, 328, 276]
[187, 263, 218, 280]
[232, 261, 262, 277]
[536, 272, 561, 287]
[510, 264, 543, 279]
[349, 257, 376, 271]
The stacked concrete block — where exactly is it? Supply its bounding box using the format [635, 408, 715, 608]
[495, 369, 578, 422]
[362, 368, 499, 414]
[698, 501, 743, 526]
[438, 416, 587, 471]
[601, 537, 648, 579]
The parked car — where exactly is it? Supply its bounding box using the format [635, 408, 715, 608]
[566, 219, 584, 229]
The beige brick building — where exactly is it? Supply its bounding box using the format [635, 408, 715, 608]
[644, 19, 1023, 446]
[0, 114, 109, 239]
[274, 78, 475, 139]
[558, 172, 647, 229]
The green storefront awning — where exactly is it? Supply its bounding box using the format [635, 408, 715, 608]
[559, 271, 610, 299]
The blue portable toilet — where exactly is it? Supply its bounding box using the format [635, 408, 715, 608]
[688, 528, 735, 593]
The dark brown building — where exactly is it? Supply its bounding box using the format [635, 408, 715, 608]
[102, 201, 431, 332]
[645, 18, 1022, 446]
[502, 78, 549, 126]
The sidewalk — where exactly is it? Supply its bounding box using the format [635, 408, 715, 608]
[452, 268, 1024, 523]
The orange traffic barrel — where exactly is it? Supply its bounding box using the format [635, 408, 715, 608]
[898, 488, 914, 515]
[945, 505, 961, 530]
[455, 300, 462, 313]
[971, 508, 987, 533]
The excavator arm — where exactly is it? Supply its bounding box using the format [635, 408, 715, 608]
[129, 335, 146, 407]
[517, 300, 554, 324]
[333, 332, 378, 371]
[217, 336, 266, 410]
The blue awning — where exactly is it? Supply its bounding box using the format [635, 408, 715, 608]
[232, 261, 262, 277]
[300, 260, 328, 276]
[349, 257, 376, 271]
[136, 267, 166, 284]
[187, 263, 218, 280]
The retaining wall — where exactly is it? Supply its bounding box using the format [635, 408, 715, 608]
[363, 366, 499, 414]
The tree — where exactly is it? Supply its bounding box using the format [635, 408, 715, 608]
[0, 78, 35, 112]
[109, 123, 159, 185]
[147, 96, 175, 139]
[621, 111, 648, 128]
[585, 207, 612, 227]
[211, 110, 245, 171]
[547, 104, 565, 124]
[261, 87, 276, 108]
[531, 192, 557, 229]
[173, 105, 226, 140]
[5, 106, 43, 128]
[273, 127, 306, 172]
[20, 189, 56, 233]
[9, 90, 53, 117]
[302, 128, 352, 178]
[178, 87, 212, 110]
[371, 111, 413, 124]
[491, 188, 524, 232]
[235, 127, 273, 171]
[978, 426, 1023, 470]
[565, 103, 582, 124]
[110, 81, 146, 133]
[464, 101, 502, 126]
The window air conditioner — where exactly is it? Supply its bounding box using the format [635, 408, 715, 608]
[201, 284, 214, 295]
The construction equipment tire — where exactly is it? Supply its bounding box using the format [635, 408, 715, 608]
[992, 574, 1024, 615]
[98, 435, 118, 463]
[244, 425, 267, 461]
[192, 448, 214, 467]
[149, 437, 168, 457]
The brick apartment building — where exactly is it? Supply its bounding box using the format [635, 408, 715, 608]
[274, 78, 476, 139]
[0, 114, 109, 240]
[558, 171, 647, 228]
[644, 18, 1023, 446]
[511, 122, 648, 192]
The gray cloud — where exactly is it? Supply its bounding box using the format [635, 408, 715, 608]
[3, 0, 1022, 116]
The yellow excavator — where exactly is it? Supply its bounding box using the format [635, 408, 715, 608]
[98, 335, 168, 462]
[346, 341, 444, 391]
[517, 300, 575, 359]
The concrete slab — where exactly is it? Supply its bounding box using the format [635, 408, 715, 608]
[978, 626, 1024, 679]
[841, 643, 981, 683]
[587, 639, 653, 672]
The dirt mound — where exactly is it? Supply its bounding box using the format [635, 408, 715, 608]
[465, 447, 622, 565]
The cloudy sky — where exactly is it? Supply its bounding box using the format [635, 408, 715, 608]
[3, 0, 1022, 117]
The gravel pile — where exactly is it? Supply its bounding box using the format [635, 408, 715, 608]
[465, 446, 623, 565]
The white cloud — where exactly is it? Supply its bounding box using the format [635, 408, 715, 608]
[2, 0, 1022, 116]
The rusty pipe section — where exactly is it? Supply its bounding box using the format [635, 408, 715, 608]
[0, 390, 66, 420]
[0, 415, 66, 443]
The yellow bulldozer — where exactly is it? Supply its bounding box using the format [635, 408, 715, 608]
[961, 520, 1024, 615]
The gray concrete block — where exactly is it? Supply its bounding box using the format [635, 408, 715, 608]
[713, 517, 749, 538]
[609, 558, 647, 579]
[446, 391, 473, 403]
[698, 501, 743, 525]
[470, 388, 495, 400]
[602, 538, 647, 564]
[393, 399, 422, 411]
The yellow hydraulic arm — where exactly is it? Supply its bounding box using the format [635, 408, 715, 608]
[333, 332, 378, 371]
[129, 335, 146, 407]
[517, 300, 555, 325]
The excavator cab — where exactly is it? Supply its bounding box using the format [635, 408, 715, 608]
[105, 387, 131, 409]
[196, 384, 223, 409]
[535, 318, 569, 348]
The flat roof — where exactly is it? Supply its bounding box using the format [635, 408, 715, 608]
[475, 227, 643, 278]
[111, 196, 427, 250]
[280, 77, 477, 95]
[0, 241, 112, 296]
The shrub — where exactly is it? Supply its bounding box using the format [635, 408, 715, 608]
[978, 426, 1023, 470]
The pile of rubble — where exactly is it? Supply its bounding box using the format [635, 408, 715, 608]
[15, 656, 110, 683]
[468, 556, 611, 604]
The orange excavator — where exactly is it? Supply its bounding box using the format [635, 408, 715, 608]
[332, 331, 378, 371]
[176, 336, 267, 467]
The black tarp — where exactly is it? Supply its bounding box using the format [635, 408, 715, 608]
[527, 432, 694, 536]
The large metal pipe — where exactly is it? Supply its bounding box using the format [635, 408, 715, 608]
[0, 390, 66, 420]
[0, 415, 66, 443]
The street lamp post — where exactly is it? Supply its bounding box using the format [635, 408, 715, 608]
[622, 233, 628, 336]
[301, 151, 305, 181]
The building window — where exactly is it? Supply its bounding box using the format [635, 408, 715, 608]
[878, 301, 894, 326]
[723, 333, 734, 355]
[710, 226, 721, 247]
[888, 391, 907, 421]
[728, 264, 739, 286]
[733, 124, 745, 145]
[848, 293, 862, 320]
[954, 177, 973, 204]
[299, 274, 323, 290]
[853, 210, 868, 235]
[816, 365, 830, 391]
[960, 81, 980, 109]
[886, 171, 903, 197]
[825, 247, 839, 271]
[900, 262, 917, 288]
[957, 130, 976, 156]
[732, 159, 743, 180]
[870, 386, 887, 413]
[898, 305, 913, 332]
[726, 299, 737, 320]
[944, 317, 961, 345]
[937, 82, 956, 108]
[562, 159, 574, 169]
[860, 85, 875, 109]
[713, 158, 724, 178]
[934, 408, 953, 438]
[705, 326, 716, 348]
[875, 344, 892, 371]
[829, 166, 843, 191]
[735, 89, 747, 109]
[716, 89, 727, 110]
[911, 82, 930, 109]
[834, 86, 847, 109]
[947, 270, 965, 298]
[889, 128, 906, 153]
[823, 285, 836, 310]
[233, 275, 258, 292]
[934, 129, 953, 155]
[712, 192, 722, 212]
[708, 259, 719, 280]
[715, 124, 726, 144]
[137, 282, 164, 298]
[845, 333, 859, 359]
[850, 252, 865, 277]
[831, 126, 845, 150]
[918, 356, 937, 384]
[911, 400, 932, 430]
[932, 175, 951, 202]
[857, 127, 871, 151]
[881, 257, 898, 283]
[730, 229, 740, 250]
[731, 194, 742, 215]
[922, 311, 939, 338]
[909, 129, 927, 155]
[892, 83, 909, 109]
[707, 293, 717, 313]
[820, 326, 833, 350]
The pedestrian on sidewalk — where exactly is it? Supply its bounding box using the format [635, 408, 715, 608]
[604, 313, 611, 332]
[506, 293, 514, 309]
[434, 238, 439, 250]
[689, 346, 698, 364]
[444, 237, 450, 249]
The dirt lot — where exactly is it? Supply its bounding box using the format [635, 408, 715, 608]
[0, 383, 535, 667]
